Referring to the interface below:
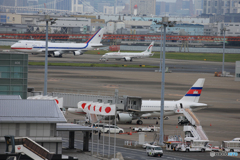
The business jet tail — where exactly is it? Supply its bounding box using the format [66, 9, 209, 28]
[85, 28, 105, 44]
[143, 41, 154, 53]
[180, 78, 205, 103]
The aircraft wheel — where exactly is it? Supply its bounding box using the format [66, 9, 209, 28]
[137, 120, 143, 125]
[48, 54, 52, 57]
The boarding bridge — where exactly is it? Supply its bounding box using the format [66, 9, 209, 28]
[5, 136, 53, 160]
[182, 108, 208, 141]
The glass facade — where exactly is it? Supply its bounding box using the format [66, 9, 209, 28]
[0, 53, 28, 99]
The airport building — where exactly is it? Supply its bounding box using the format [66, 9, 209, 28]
[0, 96, 66, 155]
[0, 53, 28, 99]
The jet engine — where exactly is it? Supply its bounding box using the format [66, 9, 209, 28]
[73, 50, 83, 56]
[117, 113, 133, 123]
[124, 57, 132, 61]
[53, 51, 61, 57]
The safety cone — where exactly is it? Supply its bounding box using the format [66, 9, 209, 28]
[176, 125, 178, 128]
[210, 123, 212, 126]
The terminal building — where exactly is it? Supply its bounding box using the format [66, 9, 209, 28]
[0, 53, 28, 99]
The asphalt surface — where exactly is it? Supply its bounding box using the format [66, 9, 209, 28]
[59, 131, 239, 160]
[28, 53, 236, 73]
[19, 52, 240, 159]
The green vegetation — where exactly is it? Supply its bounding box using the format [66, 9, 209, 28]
[151, 52, 240, 62]
[86, 50, 240, 62]
[28, 62, 158, 68]
[0, 46, 11, 49]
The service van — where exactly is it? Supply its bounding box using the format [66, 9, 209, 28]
[146, 145, 163, 157]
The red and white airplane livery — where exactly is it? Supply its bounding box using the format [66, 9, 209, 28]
[68, 78, 208, 125]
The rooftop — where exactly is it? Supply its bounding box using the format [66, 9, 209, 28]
[0, 99, 66, 123]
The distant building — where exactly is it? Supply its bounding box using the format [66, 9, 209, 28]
[115, 6, 125, 14]
[130, 0, 156, 15]
[103, 6, 115, 14]
[176, 0, 194, 16]
[194, 0, 203, 15]
[203, 0, 240, 15]
[72, 0, 83, 12]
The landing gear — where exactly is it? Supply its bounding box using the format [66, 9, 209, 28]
[48, 54, 52, 57]
[130, 59, 132, 62]
[59, 54, 62, 58]
[137, 120, 143, 125]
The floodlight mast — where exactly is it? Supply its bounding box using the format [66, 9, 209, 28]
[37, 15, 57, 96]
[155, 17, 176, 146]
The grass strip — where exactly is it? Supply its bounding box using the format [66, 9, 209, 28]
[85, 50, 240, 62]
[28, 62, 158, 68]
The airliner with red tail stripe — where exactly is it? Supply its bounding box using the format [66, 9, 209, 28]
[68, 78, 208, 125]
[11, 28, 105, 57]
[99, 41, 154, 62]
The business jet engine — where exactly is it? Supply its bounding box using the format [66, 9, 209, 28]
[117, 113, 133, 123]
[73, 50, 83, 56]
[124, 57, 132, 61]
[53, 51, 61, 57]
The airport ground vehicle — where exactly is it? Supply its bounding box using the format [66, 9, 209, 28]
[102, 125, 124, 134]
[223, 138, 240, 152]
[93, 123, 108, 133]
[132, 125, 157, 132]
[146, 145, 163, 157]
[180, 140, 212, 152]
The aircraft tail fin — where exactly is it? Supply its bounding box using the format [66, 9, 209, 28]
[180, 78, 205, 103]
[85, 28, 105, 44]
[143, 41, 154, 53]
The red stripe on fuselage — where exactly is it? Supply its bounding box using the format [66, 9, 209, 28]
[187, 89, 202, 95]
[11, 48, 32, 50]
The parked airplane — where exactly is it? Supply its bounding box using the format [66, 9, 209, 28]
[11, 28, 105, 57]
[67, 78, 208, 125]
[99, 41, 154, 62]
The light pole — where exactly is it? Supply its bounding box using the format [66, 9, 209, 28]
[220, 27, 229, 76]
[38, 15, 57, 96]
[155, 17, 176, 146]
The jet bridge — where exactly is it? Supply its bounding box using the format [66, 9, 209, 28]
[120, 96, 142, 112]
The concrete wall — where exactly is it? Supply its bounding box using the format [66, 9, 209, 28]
[0, 123, 55, 137]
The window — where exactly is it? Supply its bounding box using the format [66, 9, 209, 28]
[108, 100, 112, 104]
[97, 99, 102, 103]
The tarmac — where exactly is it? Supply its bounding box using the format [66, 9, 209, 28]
[25, 52, 240, 159]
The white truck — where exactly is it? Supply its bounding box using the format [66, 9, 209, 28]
[180, 140, 212, 152]
[223, 138, 240, 152]
[132, 125, 158, 132]
[146, 145, 163, 157]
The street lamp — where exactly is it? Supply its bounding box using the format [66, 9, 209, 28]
[220, 27, 229, 76]
[38, 15, 57, 96]
[154, 17, 176, 146]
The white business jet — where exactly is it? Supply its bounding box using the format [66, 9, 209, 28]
[11, 28, 105, 57]
[68, 78, 208, 125]
[99, 41, 154, 62]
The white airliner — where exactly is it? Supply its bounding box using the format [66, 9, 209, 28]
[68, 78, 208, 125]
[99, 41, 154, 62]
[11, 28, 105, 57]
